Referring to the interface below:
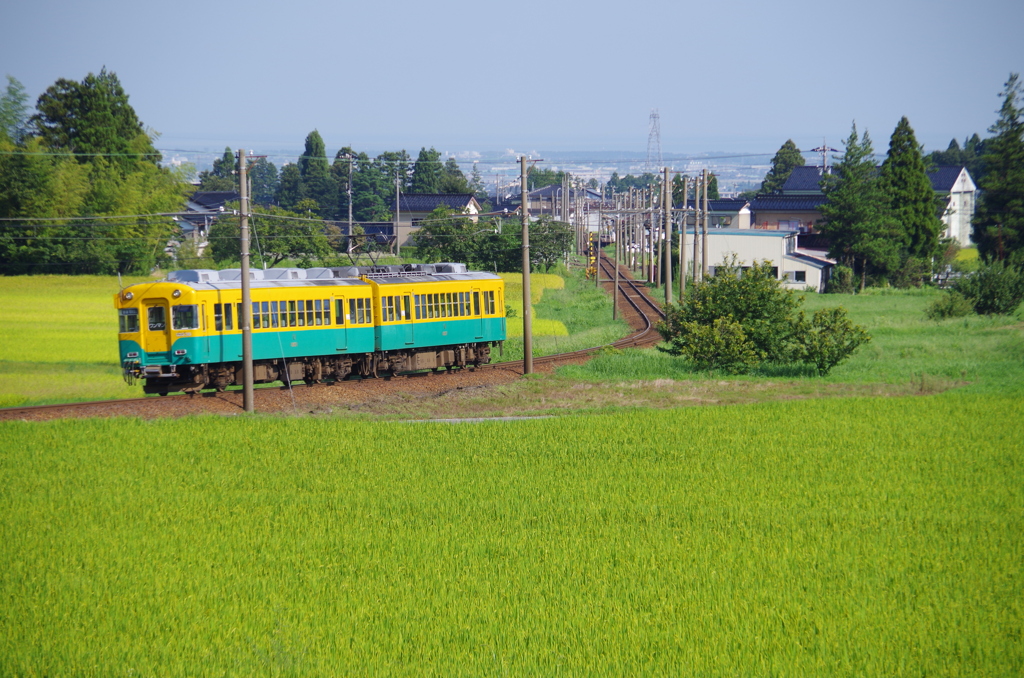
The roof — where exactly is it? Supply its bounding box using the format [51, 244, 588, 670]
[392, 193, 478, 212]
[677, 198, 750, 212]
[785, 251, 835, 269]
[750, 195, 828, 212]
[927, 165, 967, 193]
[683, 227, 797, 237]
[187, 191, 239, 210]
[780, 166, 829, 193]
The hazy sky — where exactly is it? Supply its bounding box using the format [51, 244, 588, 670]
[2, 0, 1022, 161]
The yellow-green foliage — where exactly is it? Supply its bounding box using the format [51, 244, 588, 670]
[500, 273, 569, 337]
[0, 394, 1020, 675]
[956, 247, 979, 262]
[0, 275, 160, 406]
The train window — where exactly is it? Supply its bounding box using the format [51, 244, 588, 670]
[474, 292, 480, 316]
[251, 302, 260, 329]
[382, 296, 396, 322]
[335, 299, 344, 325]
[484, 291, 496, 315]
[119, 308, 139, 333]
[225, 303, 233, 331]
[306, 299, 315, 326]
[403, 296, 411, 321]
[270, 301, 279, 328]
[148, 306, 166, 331]
[172, 305, 200, 330]
[287, 301, 296, 327]
[296, 300, 305, 327]
[214, 304, 224, 331]
[458, 292, 466, 317]
[324, 299, 331, 325]
[314, 299, 323, 326]
[261, 301, 270, 329]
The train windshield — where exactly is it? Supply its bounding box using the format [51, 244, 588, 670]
[118, 308, 139, 333]
[172, 305, 200, 330]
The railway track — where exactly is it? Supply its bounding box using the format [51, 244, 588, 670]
[0, 260, 666, 420]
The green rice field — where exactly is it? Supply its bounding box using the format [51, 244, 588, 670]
[1, 394, 1020, 674]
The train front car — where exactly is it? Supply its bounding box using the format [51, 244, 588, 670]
[114, 274, 214, 395]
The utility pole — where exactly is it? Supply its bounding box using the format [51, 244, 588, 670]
[678, 176, 686, 300]
[238, 149, 254, 413]
[347, 154, 353, 237]
[692, 174, 701, 284]
[663, 166, 672, 305]
[395, 175, 401, 257]
[613, 214, 620, 320]
[520, 156, 533, 375]
[702, 169, 709, 278]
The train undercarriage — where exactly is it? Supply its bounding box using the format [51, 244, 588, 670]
[132, 343, 494, 395]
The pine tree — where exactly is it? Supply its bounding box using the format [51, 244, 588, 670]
[297, 130, 336, 218]
[760, 139, 806, 193]
[819, 124, 902, 290]
[409, 147, 442, 193]
[972, 73, 1024, 261]
[0, 76, 30, 143]
[879, 116, 944, 259]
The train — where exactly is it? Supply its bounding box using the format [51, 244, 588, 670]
[114, 263, 506, 395]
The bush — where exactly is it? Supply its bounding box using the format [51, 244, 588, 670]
[952, 261, 1024, 315]
[657, 257, 871, 376]
[798, 307, 872, 376]
[826, 265, 856, 294]
[925, 291, 973, 320]
[891, 257, 931, 289]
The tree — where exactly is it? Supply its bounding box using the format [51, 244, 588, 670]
[31, 68, 159, 175]
[412, 206, 479, 264]
[208, 201, 331, 267]
[438, 156, 470, 193]
[878, 116, 944, 260]
[656, 257, 870, 375]
[469, 162, 486, 200]
[0, 75, 30, 143]
[410, 147, 442, 193]
[707, 174, 720, 200]
[527, 166, 566, 190]
[952, 260, 1024, 314]
[376, 150, 413, 192]
[529, 216, 573, 270]
[760, 139, 805, 194]
[248, 157, 278, 206]
[819, 123, 902, 290]
[972, 73, 1024, 262]
[297, 130, 337, 219]
[197, 147, 236, 191]
[351, 152, 391, 222]
[275, 164, 303, 211]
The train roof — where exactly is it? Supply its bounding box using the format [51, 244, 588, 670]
[152, 264, 501, 291]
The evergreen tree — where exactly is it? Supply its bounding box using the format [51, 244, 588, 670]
[31, 68, 159, 174]
[469, 162, 486, 199]
[409, 147, 442, 193]
[879, 116, 944, 259]
[438, 156, 470, 193]
[760, 139, 805, 193]
[331, 147, 356, 221]
[972, 73, 1024, 261]
[707, 174, 720, 200]
[376, 150, 413, 192]
[248, 157, 278, 206]
[0, 75, 30, 143]
[197, 147, 236, 191]
[275, 163, 303, 211]
[819, 123, 902, 290]
[297, 130, 336, 218]
[351, 152, 391, 221]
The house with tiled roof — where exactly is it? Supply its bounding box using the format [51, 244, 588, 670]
[678, 198, 752, 229]
[388, 193, 481, 247]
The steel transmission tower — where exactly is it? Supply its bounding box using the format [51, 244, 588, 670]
[646, 109, 662, 172]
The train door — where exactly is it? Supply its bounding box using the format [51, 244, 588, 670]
[472, 288, 484, 339]
[333, 296, 349, 350]
[401, 293, 414, 345]
[142, 300, 171, 355]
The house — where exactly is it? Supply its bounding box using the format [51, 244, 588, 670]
[683, 227, 834, 292]
[749, 166, 829, 231]
[749, 165, 978, 244]
[389, 193, 481, 247]
[928, 165, 977, 247]
[678, 198, 752, 229]
[179, 190, 239, 239]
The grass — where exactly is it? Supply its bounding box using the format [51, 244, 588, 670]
[0, 274, 160, 407]
[1, 394, 1020, 675]
[563, 286, 1024, 396]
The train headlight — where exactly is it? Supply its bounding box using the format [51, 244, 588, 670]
[123, 292, 133, 300]
[172, 289, 181, 298]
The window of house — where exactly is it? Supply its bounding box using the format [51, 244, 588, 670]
[119, 308, 139, 333]
[795, 271, 806, 283]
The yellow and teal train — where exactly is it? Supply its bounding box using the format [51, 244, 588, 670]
[114, 263, 506, 395]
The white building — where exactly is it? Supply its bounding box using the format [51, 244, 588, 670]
[684, 228, 834, 292]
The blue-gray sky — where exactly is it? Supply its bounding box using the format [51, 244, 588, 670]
[2, 0, 1022, 159]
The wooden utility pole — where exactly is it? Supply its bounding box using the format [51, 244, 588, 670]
[702, 169, 709, 277]
[238, 149, 254, 413]
[613, 215, 621, 320]
[520, 156, 533, 375]
[678, 177, 686, 300]
[663, 167, 672, 305]
[692, 174, 701, 284]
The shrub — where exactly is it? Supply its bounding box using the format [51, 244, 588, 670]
[672, 316, 761, 374]
[826, 265, 856, 294]
[891, 257, 931, 289]
[798, 307, 872, 376]
[952, 261, 1024, 315]
[925, 291, 973, 320]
